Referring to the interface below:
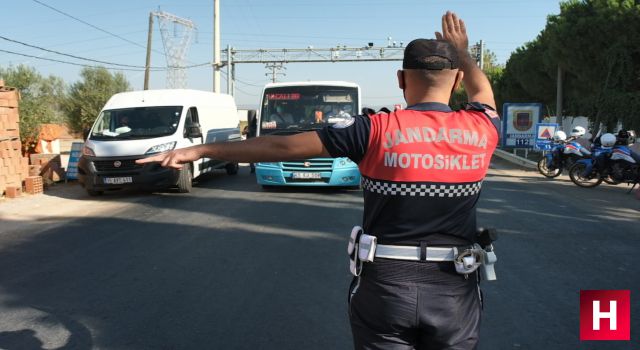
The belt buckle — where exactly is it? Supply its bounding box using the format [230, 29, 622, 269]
[419, 241, 428, 262]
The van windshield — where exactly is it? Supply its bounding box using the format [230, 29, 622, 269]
[90, 106, 183, 140]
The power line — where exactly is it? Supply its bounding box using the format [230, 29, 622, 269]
[0, 35, 161, 69]
[0, 48, 161, 72]
[234, 77, 265, 87]
[231, 83, 256, 97]
[31, 0, 148, 51]
[29, 0, 187, 63]
[220, 70, 257, 96]
[0, 44, 211, 71]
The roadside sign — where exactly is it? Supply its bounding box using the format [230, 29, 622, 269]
[535, 123, 558, 150]
[66, 142, 83, 180]
[502, 103, 543, 148]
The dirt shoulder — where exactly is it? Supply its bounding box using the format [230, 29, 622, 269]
[0, 182, 142, 237]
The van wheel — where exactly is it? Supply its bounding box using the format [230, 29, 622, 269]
[87, 189, 103, 196]
[225, 162, 239, 175]
[177, 164, 193, 193]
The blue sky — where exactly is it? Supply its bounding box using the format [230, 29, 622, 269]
[2, 0, 560, 109]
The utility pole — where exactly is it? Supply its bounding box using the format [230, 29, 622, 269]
[143, 12, 154, 90]
[556, 65, 563, 126]
[145, 11, 195, 89]
[213, 0, 221, 92]
[265, 62, 286, 83]
[226, 44, 232, 95]
[479, 40, 485, 71]
[231, 63, 236, 96]
[471, 41, 484, 69]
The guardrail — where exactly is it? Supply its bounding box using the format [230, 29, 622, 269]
[492, 149, 537, 169]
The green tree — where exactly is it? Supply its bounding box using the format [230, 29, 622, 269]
[65, 67, 131, 133]
[495, 38, 557, 113]
[0, 65, 66, 146]
[496, 0, 640, 129]
[544, 0, 640, 130]
[450, 49, 504, 109]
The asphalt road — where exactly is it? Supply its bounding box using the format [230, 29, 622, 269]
[0, 159, 638, 350]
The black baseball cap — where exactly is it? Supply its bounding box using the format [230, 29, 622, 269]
[403, 39, 459, 70]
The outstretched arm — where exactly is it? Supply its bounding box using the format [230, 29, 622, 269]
[136, 132, 330, 169]
[436, 11, 496, 109]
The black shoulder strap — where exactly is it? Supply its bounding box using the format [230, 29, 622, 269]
[465, 102, 487, 112]
[465, 102, 501, 137]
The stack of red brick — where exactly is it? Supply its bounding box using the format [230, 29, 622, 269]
[30, 154, 64, 184]
[0, 82, 41, 198]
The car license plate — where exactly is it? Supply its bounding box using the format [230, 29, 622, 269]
[103, 176, 133, 185]
[292, 172, 321, 179]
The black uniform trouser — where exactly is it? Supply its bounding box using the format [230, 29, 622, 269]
[348, 259, 482, 350]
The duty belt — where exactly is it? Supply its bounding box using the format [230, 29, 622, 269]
[348, 226, 498, 280]
[375, 245, 456, 261]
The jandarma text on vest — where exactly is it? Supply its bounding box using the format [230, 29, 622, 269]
[382, 126, 489, 170]
[383, 127, 489, 149]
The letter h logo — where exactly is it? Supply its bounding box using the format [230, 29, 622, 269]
[580, 290, 630, 341]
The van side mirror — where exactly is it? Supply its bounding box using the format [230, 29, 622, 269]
[83, 128, 91, 141]
[186, 123, 202, 139]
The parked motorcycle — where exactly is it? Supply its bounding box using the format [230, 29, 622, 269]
[569, 131, 639, 189]
[538, 129, 591, 178]
[608, 144, 640, 187]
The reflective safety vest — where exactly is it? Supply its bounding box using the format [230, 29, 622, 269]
[317, 102, 500, 245]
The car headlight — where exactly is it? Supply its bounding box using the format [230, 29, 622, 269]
[82, 145, 95, 157]
[258, 162, 280, 167]
[337, 158, 354, 167]
[145, 141, 177, 155]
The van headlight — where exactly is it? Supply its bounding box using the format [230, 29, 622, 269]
[145, 141, 176, 155]
[82, 145, 95, 157]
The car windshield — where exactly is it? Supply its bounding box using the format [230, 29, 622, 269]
[90, 106, 183, 140]
[259, 85, 358, 135]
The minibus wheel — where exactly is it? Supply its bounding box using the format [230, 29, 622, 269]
[225, 162, 239, 175]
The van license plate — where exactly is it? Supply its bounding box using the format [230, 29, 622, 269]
[292, 172, 321, 179]
[103, 177, 133, 185]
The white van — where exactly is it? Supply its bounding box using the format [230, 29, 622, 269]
[78, 89, 241, 196]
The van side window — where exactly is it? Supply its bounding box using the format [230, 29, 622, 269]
[189, 107, 199, 124]
[184, 107, 200, 138]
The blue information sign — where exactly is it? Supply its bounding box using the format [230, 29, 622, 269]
[535, 123, 559, 151]
[66, 142, 83, 180]
[502, 103, 543, 148]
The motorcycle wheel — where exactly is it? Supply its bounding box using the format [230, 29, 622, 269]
[569, 163, 603, 188]
[537, 157, 562, 178]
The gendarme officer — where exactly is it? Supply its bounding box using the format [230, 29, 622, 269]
[138, 11, 500, 350]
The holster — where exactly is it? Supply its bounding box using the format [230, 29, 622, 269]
[480, 248, 497, 281]
[347, 226, 377, 276]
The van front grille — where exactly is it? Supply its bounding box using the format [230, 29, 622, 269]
[94, 159, 141, 172]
